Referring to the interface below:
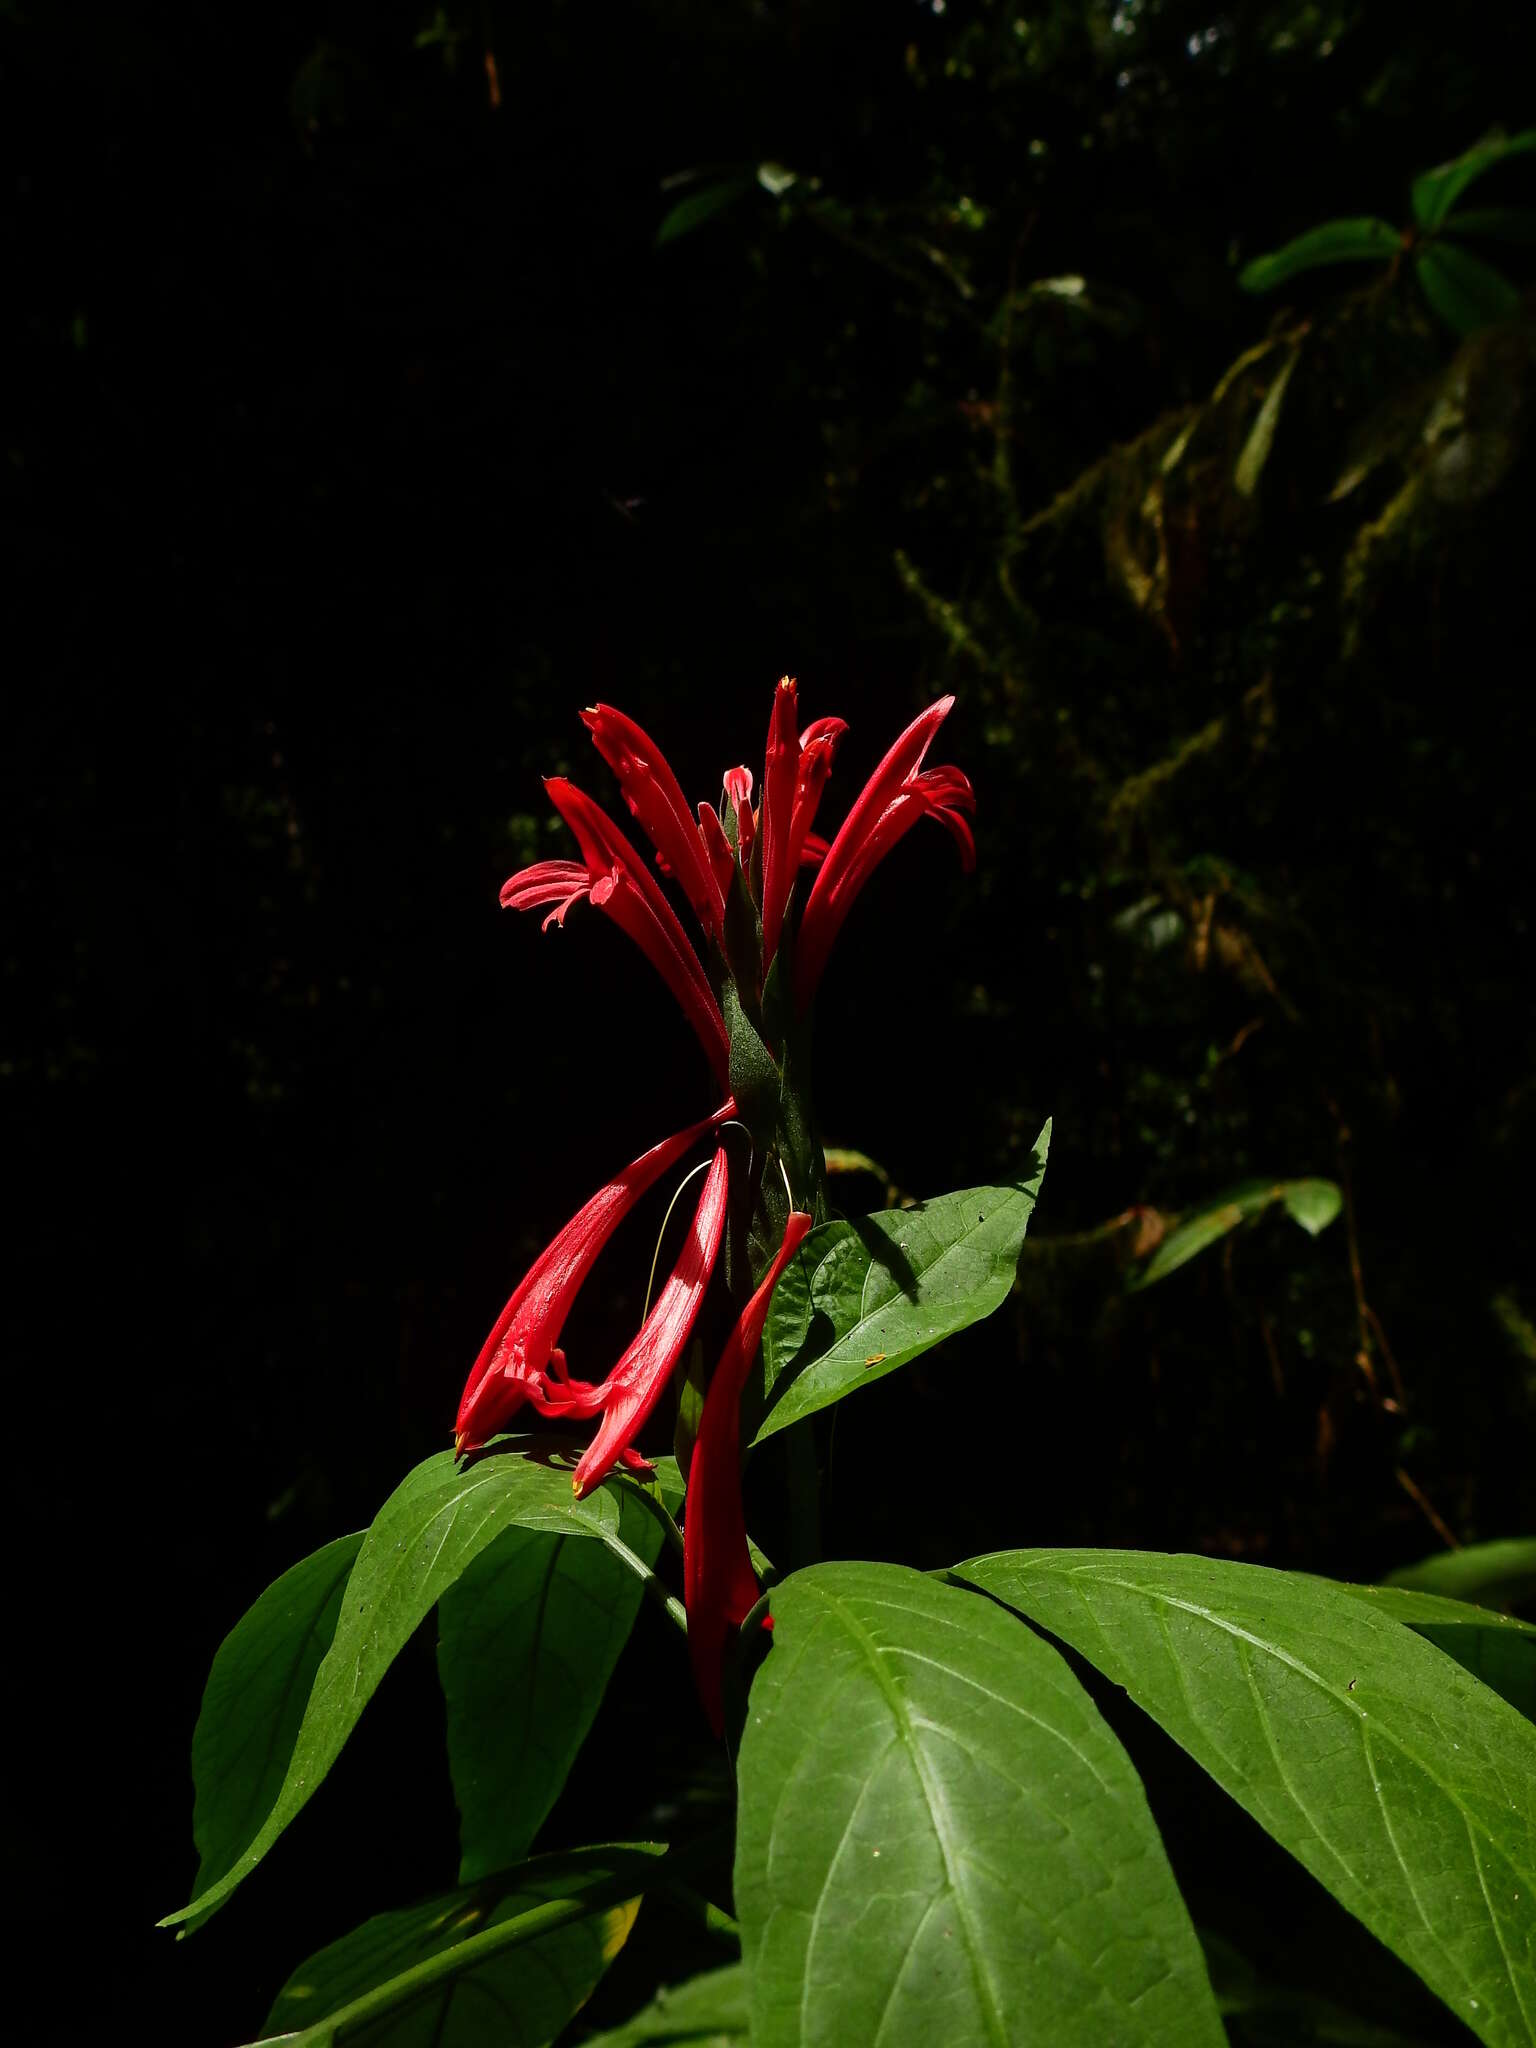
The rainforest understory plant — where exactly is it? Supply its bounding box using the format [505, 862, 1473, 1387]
[167, 684, 1534, 2048]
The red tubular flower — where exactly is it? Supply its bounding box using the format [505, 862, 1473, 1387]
[794, 695, 975, 1009]
[504, 777, 729, 1089]
[567, 1146, 730, 1497]
[697, 801, 736, 907]
[455, 1105, 734, 1456]
[723, 766, 755, 865]
[684, 1209, 813, 1734]
[581, 705, 724, 943]
[757, 676, 801, 972]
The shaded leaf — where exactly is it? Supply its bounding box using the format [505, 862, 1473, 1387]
[1234, 346, 1302, 498]
[580, 1964, 749, 2046]
[656, 179, 751, 248]
[256, 1845, 660, 2047]
[1412, 131, 1536, 231]
[1201, 1929, 1441, 2045]
[1128, 1177, 1340, 1290]
[1443, 207, 1536, 247]
[1386, 1540, 1536, 1612]
[955, 1550, 1536, 2048]
[190, 1531, 364, 1911]
[165, 1441, 674, 1929]
[438, 1487, 662, 1883]
[735, 1560, 1225, 2047]
[752, 1124, 1049, 1441]
[1415, 244, 1521, 335]
[1238, 218, 1402, 294]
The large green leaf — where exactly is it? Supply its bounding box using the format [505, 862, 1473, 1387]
[752, 1124, 1049, 1441]
[163, 1440, 677, 1930]
[1128, 1176, 1340, 1290]
[734, 1560, 1224, 2047]
[438, 1490, 662, 1883]
[255, 1845, 660, 2047]
[955, 1551, 1536, 2048]
[1415, 243, 1521, 335]
[1238, 218, 1402, 294]
[190, 1530, 364, 1910]
[580, 1964, 749, 2046]
[1386, 1539, 1536, 1613]
[1412, 130, 1536, 231]
[1333, 1581, 1535, 1720]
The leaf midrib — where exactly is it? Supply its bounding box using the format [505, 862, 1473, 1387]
[797, 1582, 1011, 2048]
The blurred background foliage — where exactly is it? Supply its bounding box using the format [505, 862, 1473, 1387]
[5, 1, 1532, 2040]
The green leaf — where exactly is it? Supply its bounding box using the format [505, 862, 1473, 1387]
[190, 1531, 365, 1909]
[1333, 1582, 1536, 1719]
[752, 1124, 1049, 1441]
[1415, 243, 1521, 335]
[734, 1560, 1225, 2048]
[1412, 130, 1536, 231]
[1386, 1539, 1536, 1612]
[256, 1845, 660, 2047]
[1442, 207, 1536, 247]
[1234, 345, 1302, 498]
[656, 178, 752, 248]
[580, 1964, 749, 2046]
[954, 1550, 1536, 2048]
[438, 1489, 662, 1883]
[1129, 1176, 1340, 1290]
[1238, 218, 1402, 294]
[163, 1440, 674, 1930]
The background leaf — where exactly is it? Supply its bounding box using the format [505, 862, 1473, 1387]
[190, 1531, 364, 1910]
[752, 1124, 1049, 1440]
[1442, 207, 1536, 247]
[1333, 1580, 1536, 1719]
[166, 1441, 673, 1929]
[1414, 243, 1521, 335]
[438, 1486, 663, 1883]
[257, 1845, 660, 2047]
[579, 1964, 749, 2046]
[1234, 346, 1302, 498]
[1386, 1539, 1536, 1611]
[734, 1560, 1224, 2047]
[1129, 1177, 1341, 1290]
[955, 1550, 1536, 2048]
[1238, 218, 1402, 293]
[1411, 130, 1536, 230]
[655, 178, 752, 247]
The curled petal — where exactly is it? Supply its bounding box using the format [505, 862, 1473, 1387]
[799, 831, 830, 868]
[455, 1104, 735, 1455]
[545, 778, 728, 1088]
[758, 676, 801, 971]
[582, 705, 723, 941]
[571, 1148, 730, 1496]
[795, 697, 974, 1008]
[500, 859, 591, 932]
[685, 1211, 814, 1733]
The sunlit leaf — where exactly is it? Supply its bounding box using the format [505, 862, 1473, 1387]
[255, 1845, 660, 2047]
[1238, 218, 1402, 294]
[164, 1441, 674, 1930]
[735, 1561, 1225, 2047]
[1128, 1176, 1340, 1290]
[1412, 130, 1536, 231]
[752, 1124, 1049, 1440]
[955, 1550, 1536, 2047]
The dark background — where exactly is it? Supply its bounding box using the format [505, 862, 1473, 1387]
[6, 2, 1533, 2042]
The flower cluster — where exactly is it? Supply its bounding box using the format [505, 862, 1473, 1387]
[456, 679, 974, 1724]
